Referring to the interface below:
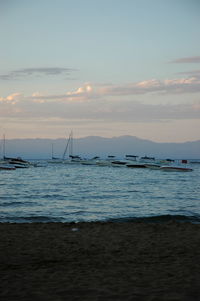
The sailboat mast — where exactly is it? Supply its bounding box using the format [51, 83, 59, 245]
[51, 143, 54, 159]
[62, 130, 73, 160]
[69, 130, 73, 157]
[3, 134, 6, 159]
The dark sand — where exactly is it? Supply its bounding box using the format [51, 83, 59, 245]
[0, 221, 200, 301]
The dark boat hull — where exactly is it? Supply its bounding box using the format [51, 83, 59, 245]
[126, 164, 146, 168]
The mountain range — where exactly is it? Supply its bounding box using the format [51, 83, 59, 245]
[1, 136, 200, 160]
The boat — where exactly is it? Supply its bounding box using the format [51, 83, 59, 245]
[48, 144, 63, 164]
[3, 156, 30, 168]
[145, 163, 161, 169]
[139, 156, 155, 163]
[81, 156, 100, 165]
[69, 155, 83, 163]
[111, 160, 127, 166]
[0, 164, 16, 170]
[125, 155, 138, 161]
[48, 158, 63, 164]
[62, 130, 73, 162]
[160, 166, 193, 172]
[154, 158, 174, 165]
[126, 164, 146, 168]
[1, 135, 30, 168]
[62, 131, 83, 164]
[190, 161, 200, 164]
[125, 156, 156, 168]
[190, 160, 200, 164]
[96, 160, 112, 167]
[96, 155, 116, 167]
[31, 161, 48, 167]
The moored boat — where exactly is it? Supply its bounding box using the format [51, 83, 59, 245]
[48, 144, 63, 163]
[96, 160, 112, 166]
[126, 164, 146, 168]
[125, 155, 138, 161]
[145, 163, 161, 169]
[68, 155, 83, 163]
[96, 155, 116, 167]
[4, 157, 30, 168]
[111, 160, 127, 167]
[81, 157, 100, 165]
[139, 156, 155, 163]
[160, 166, 193, 172]
[0, 164, 16, 170]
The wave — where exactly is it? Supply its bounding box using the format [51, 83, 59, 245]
[1, 214, 200, 224]
[0, 216, 64, 223]
[0, 201, 37, 207]
[108, 214, 200, 224]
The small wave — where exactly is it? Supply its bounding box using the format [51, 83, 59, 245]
[0, 201, 36, 207]
[1, 214, 200, 224]
[0, 216, 64, 223]
[41, 194, 66, 200]
[108, 214, 200, 224]
[68, 210, 87, 215]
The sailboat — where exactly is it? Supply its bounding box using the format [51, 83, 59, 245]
[48, 143, 63, 164]
[0, 137, 16, 169]
[63, 131, 83, 163]
[1, 134, 30, 168]
[62, 130, 73, 161]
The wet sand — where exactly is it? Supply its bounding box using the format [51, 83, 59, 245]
[0, 221, 200, 301]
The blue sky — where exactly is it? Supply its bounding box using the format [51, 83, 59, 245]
[0, 0, 200, 142]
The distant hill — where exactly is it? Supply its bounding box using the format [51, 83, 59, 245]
[1, 135, 200, 159]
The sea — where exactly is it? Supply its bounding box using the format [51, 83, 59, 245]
[0, 161, 200, 223]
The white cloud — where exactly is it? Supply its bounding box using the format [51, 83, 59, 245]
[1, 75, 200, 125]
[104, 77, 200, 96]
[0, 92, 22, 104]
[24, 76, 200, 104]
[1, 92, 199, 122]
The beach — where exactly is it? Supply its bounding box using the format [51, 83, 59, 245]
[0, 221, 200, 301]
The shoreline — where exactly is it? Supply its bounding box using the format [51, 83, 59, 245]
[1, 213, 200, 224]
[1, 221, 200, 300]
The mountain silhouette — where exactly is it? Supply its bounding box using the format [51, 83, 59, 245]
[1, 136, 199, 159]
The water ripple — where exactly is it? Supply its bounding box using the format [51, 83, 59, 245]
[0, 162, 200, 223]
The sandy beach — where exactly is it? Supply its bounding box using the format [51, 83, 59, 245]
[0, 221, 200, 301]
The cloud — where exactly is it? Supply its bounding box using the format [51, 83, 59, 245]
[31, 84, 96, 102]
[0, 92, 22, 104]
[83, 77, 200, 97]
[1, 72, 200, 126]
[170, 56, 200, 64]
[0, 67, 77, 80]
[1, 90, 200, 123]
[177, 70, 200, 78]
[1, 74, 200, 109]
[27, 76, 200, 104]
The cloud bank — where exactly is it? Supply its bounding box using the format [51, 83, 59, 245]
[1, 73, 200, 106]
[0, 67, 77, 80]
[27, 75, 200, 102]
[1, 92, 199, 123]
[1, 71, 200, 127]
[170, 56, 200, 64]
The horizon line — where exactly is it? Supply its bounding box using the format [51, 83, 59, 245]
[1, 135, 200, 144]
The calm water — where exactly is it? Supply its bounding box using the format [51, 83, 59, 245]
[0, 162, 200, 223]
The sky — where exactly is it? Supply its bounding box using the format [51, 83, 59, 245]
[0, 0, 200, 142]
